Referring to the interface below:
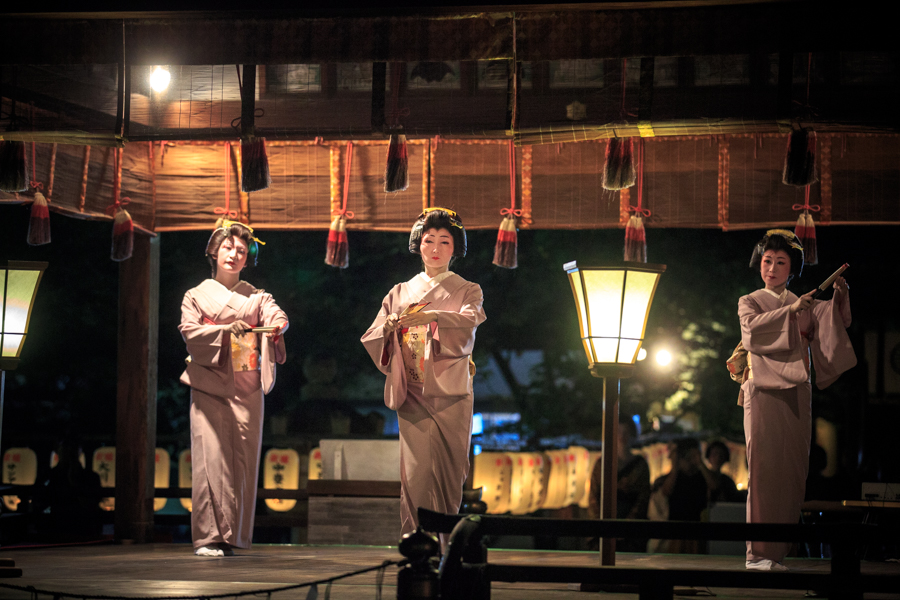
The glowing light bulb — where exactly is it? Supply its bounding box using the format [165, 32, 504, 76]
[655, 349, 673, 367]
[150, 67, 171, 93]
[637, 348, 647, 361]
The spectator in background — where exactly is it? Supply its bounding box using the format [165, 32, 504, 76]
[588, 418, 651, 552]
[705, 440, 743, 503]
[44, 434, 103, 542]
[648, 438, 709, 553]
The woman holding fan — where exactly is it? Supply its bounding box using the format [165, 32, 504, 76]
[738, 229, 854, 571]
[179, 220, 288, 557]
[361, 208, 486, 546]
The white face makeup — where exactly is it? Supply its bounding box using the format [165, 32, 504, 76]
[760, 249, 791, 291]
[217, 236, 249, 276]
[420, 227, 455, 272]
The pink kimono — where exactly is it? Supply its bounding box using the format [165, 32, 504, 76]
[179, 279, 287, 550]
[361, 272, 485, 538]
[738, 286, 854, 563]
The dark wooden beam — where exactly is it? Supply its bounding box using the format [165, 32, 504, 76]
[115, 232, 159, 544]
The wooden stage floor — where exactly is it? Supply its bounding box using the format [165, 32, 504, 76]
[1, 544, 899, 600]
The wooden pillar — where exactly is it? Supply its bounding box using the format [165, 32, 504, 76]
[599, 376, 619, 566]
[115, 233, 160, 543]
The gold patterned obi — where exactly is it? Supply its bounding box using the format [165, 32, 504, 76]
[231, 330, 260, 372]
[400, 325, 427, 383]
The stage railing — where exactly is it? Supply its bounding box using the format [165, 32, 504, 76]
[418, 508, 900, 600]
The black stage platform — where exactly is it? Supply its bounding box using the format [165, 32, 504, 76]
[1, 544, 899, 600]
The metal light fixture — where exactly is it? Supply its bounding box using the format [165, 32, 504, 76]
[563, 260, 665, 566]
[1, 260, 48, 452]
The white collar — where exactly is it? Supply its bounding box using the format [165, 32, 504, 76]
[763, 287, 788, 304]
[417, 270, 454, 287]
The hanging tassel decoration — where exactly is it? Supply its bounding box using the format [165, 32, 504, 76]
[792, 186, 819, 266]
[27, 186, 51, 246]
[26, 142, 50, 246]
[624, 140, 649, 262]
[384, 131, 409, 192]
[602, 137, 635, 191]
[106, 148, 133, 261]
[110, 201, 134, 262]
[326, 142, 354, 269]
[493, 140, 520, 269]
[783, 129, 818, 187]
[241, 137, 271, 193]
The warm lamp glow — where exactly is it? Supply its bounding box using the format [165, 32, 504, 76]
[655, 349, 673, 367]
[563, 261, 666, 375]
[1, 261, 48, 371]
[637, 348, 647, 361]
[150, 66, 171, 93]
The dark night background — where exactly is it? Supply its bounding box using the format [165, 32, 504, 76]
[2, 202, 898, 496]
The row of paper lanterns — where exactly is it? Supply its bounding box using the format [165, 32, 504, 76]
[472, 441, 749, 514]
[2, 446, 324, 513]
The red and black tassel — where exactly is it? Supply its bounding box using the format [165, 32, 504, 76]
[602, 137, 635, 191]
[795, 211, 818, 266]
[783, 129, 818, 187]
[241, 137, 271, 193]
[624, 214, 647, 263]
[27, 189, 50, 246]
[325, 214, 349, 269]
[384, 131, 409, 193]
[111, 205, 134, 262]
[492, 216, 518, 269]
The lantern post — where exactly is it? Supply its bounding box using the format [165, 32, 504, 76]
[0, 261, 48, 454]
[563, 260, 665, 566]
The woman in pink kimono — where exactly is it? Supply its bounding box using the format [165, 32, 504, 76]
[179, 220, 288, 557]
[739, 229, 854, 571]
[361, 208, 486, 544]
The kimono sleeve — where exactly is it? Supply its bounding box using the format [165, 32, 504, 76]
[433, 283, 486, 357]
[361, 287, 398, 374]
[738, 295, 795, 355]
[178, 291, 228, 367]
[810, 289, 856, 389]
[259, 292, 289, 365]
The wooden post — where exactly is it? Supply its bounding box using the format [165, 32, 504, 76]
[115, 233, 160, 543]
[599, 376, 619, 566]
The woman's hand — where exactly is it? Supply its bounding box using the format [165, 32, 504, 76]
[399, 310, 437, 328]
[833, 276, 848, 294]
[266, 323, 287, 339]
[383, 313, 400, 335]
[227, 320, 252, 336]
[789, 290, 815, 314]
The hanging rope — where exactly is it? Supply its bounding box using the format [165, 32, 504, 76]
[336, 141, 355, 219]
[214, 142, 238, 220]
[29, 141, 42, 194]
[105, 147, 128, 215]
[388, 64, 410, 129]
[627, 139, 651, 218]
[501, 139, 521, 218]
[792, 185, 821, 214]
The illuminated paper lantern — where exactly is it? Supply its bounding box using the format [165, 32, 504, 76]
[542, 450, 570, 510]
[473, 452, 512, 514]
[579, 451, 602, 509]
[507, 453, 534, 515]
[308, 447, 323, 481]
[2, 447, 37, 511]
[526, 453, 548, 514]
[154, 448, 170, 512]
[264, 448, 300, 512]
[92, 447, 116, 511]
[724, 441, 749, 492]
[178, 449, 192, 512]
[642, 442, 671, 486]
[568, 446, 590, 507]
[0, 261, 48, 371]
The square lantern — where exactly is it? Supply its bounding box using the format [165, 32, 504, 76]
[563, 261, 666, 378]
[1, 261, 48, 371]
